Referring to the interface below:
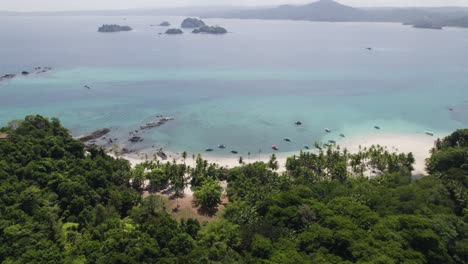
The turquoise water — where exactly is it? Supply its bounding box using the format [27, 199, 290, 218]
[0, 16, 467, 155]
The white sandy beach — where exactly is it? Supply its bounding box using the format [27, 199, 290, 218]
[119, 132, 440, 176]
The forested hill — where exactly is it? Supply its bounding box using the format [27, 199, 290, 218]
[201, 0, 468, 29]
[0, 115, 467, 263]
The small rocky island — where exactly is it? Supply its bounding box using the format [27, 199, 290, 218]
[165, 28, 183, 35]
[192, 25, 228, 34]
[403, 20, 443, 30]
[181, 18, 206, 28]
[98, 24, 133, 33]
[159, 21, 171, 26]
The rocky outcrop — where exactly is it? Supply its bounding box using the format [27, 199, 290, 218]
[129, 136, 143, 143]
[0, 74, 15, 81]
[159, 21, 171, 26]
[157, 149, 168, 160]
[181, 18, 206, 28]
[76, 128, 111, 142]
[192, 26, 228, 34]
[140, 116, 174, 130]
[98, 24, 132, 32]
[165, 28, 183, 34]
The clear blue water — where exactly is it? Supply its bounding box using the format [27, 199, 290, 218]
[1, 16, 467, 155]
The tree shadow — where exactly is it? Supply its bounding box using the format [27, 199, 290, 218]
[195, 202, 219, 217]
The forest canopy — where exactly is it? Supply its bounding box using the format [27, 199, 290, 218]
[0, 115, 466, 263]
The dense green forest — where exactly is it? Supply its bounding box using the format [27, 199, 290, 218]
[0, 115, 466, 263]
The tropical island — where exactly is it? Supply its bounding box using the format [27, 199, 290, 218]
[97, 24, 133, 32]
[181, 17, 206, 28]
[0, 115, 466, 263]
[165, 28, 183, 35]
[192, 25, 228, 34]
[202, 0, 468, 29]
[409, 20, 443, 30]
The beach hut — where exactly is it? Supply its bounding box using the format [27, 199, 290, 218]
[0, 133, 8, 140]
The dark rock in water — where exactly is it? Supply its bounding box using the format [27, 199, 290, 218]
[122, 148, 131, 154]
[159, 21, 171, 26]
[231, 150, 238, 154]
[218, 144, 226, 149]
[129, 136, 143, 143]
[76, 128, 111, 142]
[98, 24, 133, 32]
[0, 74, 16, 81]
[192, 26, 227, 34]
[21, 71, 29, 75]
[157, 149, 168, 160]
[295, 121, 302, 125]
[374, 126, 381, 130]
[181, 18, 205, 28]
[140, 116, 174, 130]
[284, 138, 291, 142]
[165, 28, 183, 35]
[206, 148, 214, 152]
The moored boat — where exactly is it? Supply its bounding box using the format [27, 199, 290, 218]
[272, 145, 279, 150]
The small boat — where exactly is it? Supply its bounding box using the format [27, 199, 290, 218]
[84, 85, 91, 89]
[449, 108, 453, 111]
[374, 126, 381, 130]
[284, 138, 291, 142]
[340, 134, 345, 138]
[218, 144, 226, 149]
[206, 148, 214, 152]
[366, 47, 372, 51]
[425, 131, 434, 136]
[304, 145, 310, 150]
[272, 145, 279, 150]
[325, 128, 331, 133]
[231, 150, 238, 154]
[328, 140, 337, 144]
[295, 121, 302, 125]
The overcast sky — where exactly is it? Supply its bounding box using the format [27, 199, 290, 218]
[2, 0, 468, 12]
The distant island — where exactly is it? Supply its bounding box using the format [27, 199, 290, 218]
[181, 18, 206, 28]
[159, 21, 171, 26]
[192, 25, 228, 34]
[165, 28, 183, 35]
[406, 20, 443, 30]
[98, 24, 132, 33]
[201, 0, 468, 29]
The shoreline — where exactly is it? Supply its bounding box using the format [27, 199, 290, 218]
[116, 132, 440, 176]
